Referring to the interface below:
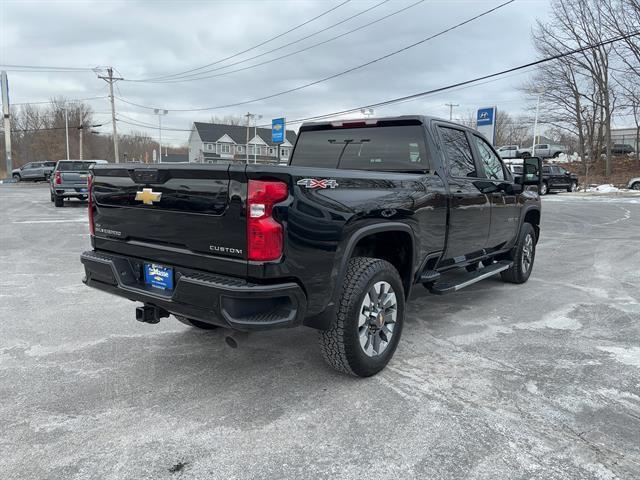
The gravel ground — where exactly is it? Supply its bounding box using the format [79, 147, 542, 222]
[1, 183, 639, 480]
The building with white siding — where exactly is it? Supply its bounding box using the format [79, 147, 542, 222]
[188, 122, 297, 164]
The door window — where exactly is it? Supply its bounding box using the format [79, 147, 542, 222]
[439, 127, 477, 178]
[542, 166, 551, 174]
[473, 135, 505, 181]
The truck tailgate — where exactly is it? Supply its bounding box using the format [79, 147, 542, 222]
[61, 171, 90, 186]
[91, 164, 247, 276]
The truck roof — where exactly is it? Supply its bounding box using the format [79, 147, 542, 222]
[299, 115, 448, 130]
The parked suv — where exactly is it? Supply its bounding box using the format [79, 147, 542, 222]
[50, 160, 107, 207]
[12, 161, 56, 181]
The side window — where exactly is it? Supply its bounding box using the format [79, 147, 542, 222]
[439, 127, 476, 178]
[542, 166, 551, 174]
[557, 166, 566, 175]
[473, 135, 505, 181]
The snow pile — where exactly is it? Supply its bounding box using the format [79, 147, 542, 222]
[552, 152, 581, 163]
[586, 184, 620, 193]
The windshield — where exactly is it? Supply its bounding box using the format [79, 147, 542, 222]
[291, 125, 428, 171]
[57, 161, 96, 172]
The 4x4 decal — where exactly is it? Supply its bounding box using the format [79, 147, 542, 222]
[296, 178, 339, 189]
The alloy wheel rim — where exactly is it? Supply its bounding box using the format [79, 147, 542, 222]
[522, 234, 534, 272]
[358, 281, 397, 358]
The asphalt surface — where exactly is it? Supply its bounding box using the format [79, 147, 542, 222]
[1, 183, 639, 480]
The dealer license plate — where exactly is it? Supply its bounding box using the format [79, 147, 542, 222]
[144, 263, 174, 290]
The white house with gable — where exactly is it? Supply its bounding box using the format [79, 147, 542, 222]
[188, 122, 297, 164]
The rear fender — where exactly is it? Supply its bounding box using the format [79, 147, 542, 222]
[303, 222, 415, 330]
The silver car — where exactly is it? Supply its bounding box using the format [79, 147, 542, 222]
[12, 161, 56, 181]
[628, 177, 640, 191]
[50, 160, 107, 207]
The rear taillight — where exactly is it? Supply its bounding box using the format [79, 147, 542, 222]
[54, 171, 62, 184]
[247, 180, 288, 261]
[87, 174, 94, 236]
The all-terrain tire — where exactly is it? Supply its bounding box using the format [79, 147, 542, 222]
[318, 257, 405, 377]
[54, 196, 64, 207]
[175, 315, 219, 330]
[500, 223, 536, 284]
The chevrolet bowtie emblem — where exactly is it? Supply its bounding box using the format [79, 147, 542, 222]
[135, 188, 162, 205]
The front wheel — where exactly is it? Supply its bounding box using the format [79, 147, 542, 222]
[631, 182, 640, 191]
[318, 257, 405, 377]
[12, 174, 20, 182]
[501, 223, 536, 284]
[567, 182, 577, 193]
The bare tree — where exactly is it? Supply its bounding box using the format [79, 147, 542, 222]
[209, 115, 244, 126]
[528, 0, 620, 176]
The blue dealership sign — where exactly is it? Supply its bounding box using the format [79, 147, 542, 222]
[272, 117, 285, 144]
[476, 107, 495, 126]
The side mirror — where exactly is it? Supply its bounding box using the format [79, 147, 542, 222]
[518, 156, 543, 191]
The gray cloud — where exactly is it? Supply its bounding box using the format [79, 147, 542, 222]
[1, 0, 550, 144]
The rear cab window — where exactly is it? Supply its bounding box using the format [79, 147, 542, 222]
[290, 124, 429, 172]
[437, 126, 477, 178]
[57, 161, 96, 172]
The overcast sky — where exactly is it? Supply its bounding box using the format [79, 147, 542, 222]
[1, 0, 554, 144]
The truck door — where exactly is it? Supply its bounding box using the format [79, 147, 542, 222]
[437, 125, 490, 261]
[471, 134, 520, 249]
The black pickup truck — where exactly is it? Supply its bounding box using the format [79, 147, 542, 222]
[81, 116, 542, 377]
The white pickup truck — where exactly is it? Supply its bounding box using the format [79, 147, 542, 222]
[519, 144, 568, 159]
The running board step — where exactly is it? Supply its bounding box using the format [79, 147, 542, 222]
[419, 270, 441, 283]
[428, 261, 513, 295]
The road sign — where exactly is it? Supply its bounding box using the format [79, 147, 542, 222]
[272, 118, 285, 144]
[476, 106, 497, 144]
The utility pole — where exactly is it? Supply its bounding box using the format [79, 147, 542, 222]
[445, 103, 459, 121]
[532, 89, 544, 153]
[1, 71, 13, 175]
[64, 107, 70, 160]
[154, 109, 168, 163]
[254, 114, 262, 164]
[244, 112, 251, 164]
[98, 67, 123, 163]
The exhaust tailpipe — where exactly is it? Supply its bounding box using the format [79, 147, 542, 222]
[224, 331, 249, 349]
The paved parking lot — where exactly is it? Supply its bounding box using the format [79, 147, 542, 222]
[1, 183, 639, 480]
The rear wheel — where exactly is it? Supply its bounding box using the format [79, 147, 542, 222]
[50, 191, 54, 202]
[54, 196, 64, 207]
[501, 223, 536, 284]
[540, 181, 549, 195]
[175, 315, 219, 330]
[318, 257, 405, 377]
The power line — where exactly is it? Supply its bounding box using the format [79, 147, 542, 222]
[0, 64, 98, 73]
[256, 30, 640, 128]
[116, 117, 192, 132]
[10, 95, 109, 106]
[135, 0, 353, 82]
[131, 0, 426, 84]
[116, 0, 515, 112]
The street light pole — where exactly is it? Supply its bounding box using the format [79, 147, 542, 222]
[532, 89, 544, 154]
[154, 109, 168, 163]
[64, 107, 70, 160]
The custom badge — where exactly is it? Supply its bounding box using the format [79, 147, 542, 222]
[135, 188, 162, 205]
[296, 178, 339, 189]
